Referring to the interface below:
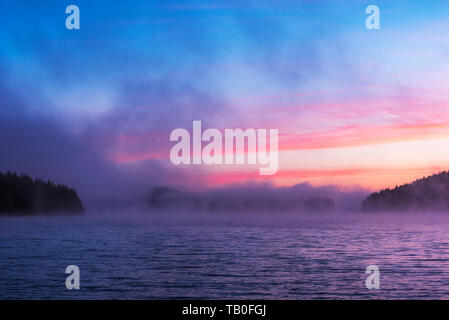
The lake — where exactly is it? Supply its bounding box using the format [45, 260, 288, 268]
[1, 212, 449, 299]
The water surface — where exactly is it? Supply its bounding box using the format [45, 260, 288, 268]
[1, 212, 449, 299]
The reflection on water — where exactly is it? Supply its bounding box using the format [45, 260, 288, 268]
[2, 212, 449, 299]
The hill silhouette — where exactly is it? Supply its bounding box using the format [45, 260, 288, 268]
[362, 171, 449, 212]
[147, 186, 334, 212]
[0, 171, 84, 215]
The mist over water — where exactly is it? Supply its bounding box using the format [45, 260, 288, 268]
[2, 211, 449, 299]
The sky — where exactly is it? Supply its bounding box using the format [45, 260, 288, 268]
[1, 0, 449, 200]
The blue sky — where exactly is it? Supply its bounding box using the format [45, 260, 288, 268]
[1, 1, 449, 193]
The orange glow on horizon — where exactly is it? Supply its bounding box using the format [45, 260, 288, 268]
[165, 166, 448, 192]
[110, 120, 449, 192]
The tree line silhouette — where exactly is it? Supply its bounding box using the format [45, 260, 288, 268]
[147, 186, 334, 212]
[362, 170, 449, 212]
[0, 171, 84, 215]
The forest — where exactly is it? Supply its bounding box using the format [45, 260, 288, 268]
[0, 171, 84, 215]
[362, 171, 449, 212]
